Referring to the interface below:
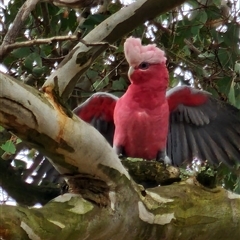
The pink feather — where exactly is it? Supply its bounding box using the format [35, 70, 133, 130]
[124, 37, 166, 66]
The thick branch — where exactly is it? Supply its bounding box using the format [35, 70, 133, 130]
[42, 0, 186, 101]
[0, 181, 239, 239]
[121, 159, 180, 187]
[0, 72, 129, 191]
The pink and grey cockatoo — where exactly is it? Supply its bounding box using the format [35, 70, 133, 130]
[74, 37, 240, 167]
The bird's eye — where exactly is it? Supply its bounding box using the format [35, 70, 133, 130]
[138, 62, 149, 70]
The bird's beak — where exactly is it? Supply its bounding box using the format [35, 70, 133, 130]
[128, 66, 134, 78]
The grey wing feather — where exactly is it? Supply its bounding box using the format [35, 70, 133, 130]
[167, 89, 240, 167]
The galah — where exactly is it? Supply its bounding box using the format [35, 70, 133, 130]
[74, 37, 240, 167]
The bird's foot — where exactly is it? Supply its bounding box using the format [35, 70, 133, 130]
[156, 150, 172, 165]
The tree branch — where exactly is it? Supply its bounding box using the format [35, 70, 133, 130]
[0, 0, 41, 60]
[0, 158, 61, 206]
[79, 39, 118, 50]
[42, 0, 186, 102]
[0, 181, 240, 239]
[0, 35, 80, 54]
[0, 72, 129, 193]
[49, 0, 103, 9]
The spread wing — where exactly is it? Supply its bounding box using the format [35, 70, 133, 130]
[167, 86, 240, 167]
[73, 92, 118, 145]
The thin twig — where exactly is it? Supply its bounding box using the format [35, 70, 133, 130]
[0, 0, 41, 60]
[79, 39, 118, 50]
[184, 39, 201, 55]
[0, 35, 79, 55]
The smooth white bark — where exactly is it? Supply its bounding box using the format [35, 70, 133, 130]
[0, 72, 129, 186]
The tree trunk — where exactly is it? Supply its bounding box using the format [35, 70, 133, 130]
[1, 181, 240, 240]
[1, 0, 240, 239]
[1, 68, 240, 240]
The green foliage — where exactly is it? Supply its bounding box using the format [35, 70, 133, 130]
[215, 164, 240, 194]
[81, 14, 109, 36]
[2, 1, 78, 87]
[112, 77, 128, 91]
[0, 140, 16, 154]
[153, 1, 240, 107]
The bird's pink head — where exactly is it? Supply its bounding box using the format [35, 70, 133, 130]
[124, 37, 166, 67]
[123, 37, 168, 88]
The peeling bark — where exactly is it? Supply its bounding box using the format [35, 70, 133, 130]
[1, 0, 240, 238]
[1, 52, 240, 240]
[0, 181, 239, 240]
[0, 72, 129, 188]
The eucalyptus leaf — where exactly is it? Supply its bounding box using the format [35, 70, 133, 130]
[12, 48, 31, 58]
[112, 78, 127, 90]
[1, 140, 16, 154]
